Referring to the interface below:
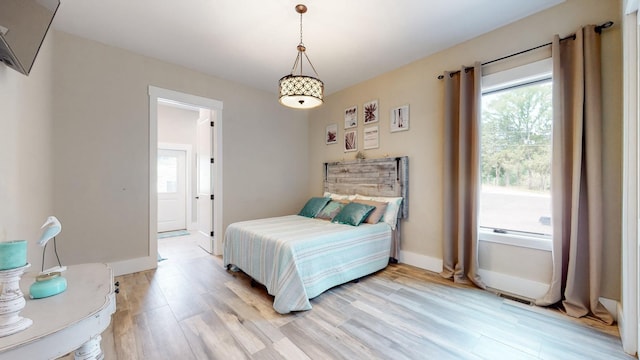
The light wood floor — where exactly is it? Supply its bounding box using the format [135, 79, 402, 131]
[95, 234, 634, 359]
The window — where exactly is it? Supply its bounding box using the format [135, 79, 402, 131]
[479, 59, 553, 244]
[157, 155, 178, 193]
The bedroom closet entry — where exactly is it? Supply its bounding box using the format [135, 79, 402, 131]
[149, 86, 224, 257]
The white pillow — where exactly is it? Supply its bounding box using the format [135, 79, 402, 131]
[354, 194, 403, 229]
[323, 192, 356, 201]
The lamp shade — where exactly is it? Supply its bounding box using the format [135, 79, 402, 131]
[278, 75, 324, 109]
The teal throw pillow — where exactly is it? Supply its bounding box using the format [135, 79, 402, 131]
[315, 200, 347, 220]
[299, 197, 331, 218]
[332, 202, 376, 226]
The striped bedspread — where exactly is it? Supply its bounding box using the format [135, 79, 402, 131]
[223, 215, 392, 314]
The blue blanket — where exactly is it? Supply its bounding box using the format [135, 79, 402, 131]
[223, 215, 392, 314]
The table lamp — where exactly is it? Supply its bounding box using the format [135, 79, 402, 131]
[29, 216, 67, 299]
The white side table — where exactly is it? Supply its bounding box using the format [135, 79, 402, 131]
[0, 263, 116, 359]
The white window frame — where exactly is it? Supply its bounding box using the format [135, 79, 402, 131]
[479, 58, 553, 252]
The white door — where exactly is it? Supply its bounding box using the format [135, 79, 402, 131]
[196, 115, 214, 253]
[157, 149, 187, 232]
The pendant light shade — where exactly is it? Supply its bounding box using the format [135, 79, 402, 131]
[278, 74, 323, 109]
[278, 4, 324, 109]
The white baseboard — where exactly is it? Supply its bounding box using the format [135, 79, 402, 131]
[108, 255, 157, 277]
[478, 268, 618, 320]
[478, 268, 549, 301]
[599, 297, 618, 322]
[398, 250, 443, 273]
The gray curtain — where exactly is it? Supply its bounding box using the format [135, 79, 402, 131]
[535, 26, 613, 325]
[442, 62, 485, 288]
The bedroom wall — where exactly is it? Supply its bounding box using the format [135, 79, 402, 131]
[0, 34, 54, 271]
[308, 0, 623, 300]
[158, 104, 198, 146]
[51, 30, 309, 273]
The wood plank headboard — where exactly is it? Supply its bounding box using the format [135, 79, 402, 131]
[323, 156, 409, 219]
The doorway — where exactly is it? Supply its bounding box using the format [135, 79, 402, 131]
[149, 86, 224, 259]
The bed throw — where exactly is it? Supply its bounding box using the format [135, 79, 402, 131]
[223, 215, 392, 314]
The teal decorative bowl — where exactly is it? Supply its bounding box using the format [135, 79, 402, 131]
[0, 240, 27, 270]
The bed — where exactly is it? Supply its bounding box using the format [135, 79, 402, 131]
[223, 156, 409, 314]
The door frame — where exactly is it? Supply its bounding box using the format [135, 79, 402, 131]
[157, 143, 192, 231]
[149, 86, 224, 264]
[622, 1, 639, 355]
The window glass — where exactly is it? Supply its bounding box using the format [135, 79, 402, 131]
[158, 155, 178, 193]
[480, 79, 552, 236]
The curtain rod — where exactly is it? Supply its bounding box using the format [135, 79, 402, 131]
[436, 21, 614, 80]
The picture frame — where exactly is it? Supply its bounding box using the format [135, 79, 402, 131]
[344, 130, 357, 152]
[363, 125, 379, 150]
[344, 106, 357, 129]
[363, 100, 379, 124]
[390, 105, 410, 132]
[325, 123, 338, 145]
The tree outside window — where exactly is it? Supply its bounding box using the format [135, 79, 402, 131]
[480, 80, 552, 235]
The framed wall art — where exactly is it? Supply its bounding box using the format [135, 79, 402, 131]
[390, 105, 409, 132]
[363, 100, 379, 124]
[344, 106, 357, 129]
[344, 130, 357, 152]
[363, 126, 379, 150]
[326, 123, 338, 144]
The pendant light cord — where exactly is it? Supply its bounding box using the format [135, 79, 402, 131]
[299, 12, 304, 47]
[286, 4, 321, 78]
[299, 11, 304, 74]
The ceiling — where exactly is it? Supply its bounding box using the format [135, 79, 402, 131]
[52, 0, 565, 96]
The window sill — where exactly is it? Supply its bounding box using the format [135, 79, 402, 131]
[479, 229, 552, 252]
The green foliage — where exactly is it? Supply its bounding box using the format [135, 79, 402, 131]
[481, 82, 552, 191]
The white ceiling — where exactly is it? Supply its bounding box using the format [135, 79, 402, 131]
[52, 0, 565, 96]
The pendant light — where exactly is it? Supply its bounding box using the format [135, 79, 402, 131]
[278, 4, 324, 109]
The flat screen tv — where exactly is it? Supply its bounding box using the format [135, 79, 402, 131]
[0, 0, 60, 76]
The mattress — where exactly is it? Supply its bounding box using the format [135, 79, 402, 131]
[223, 215, 392, 314]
